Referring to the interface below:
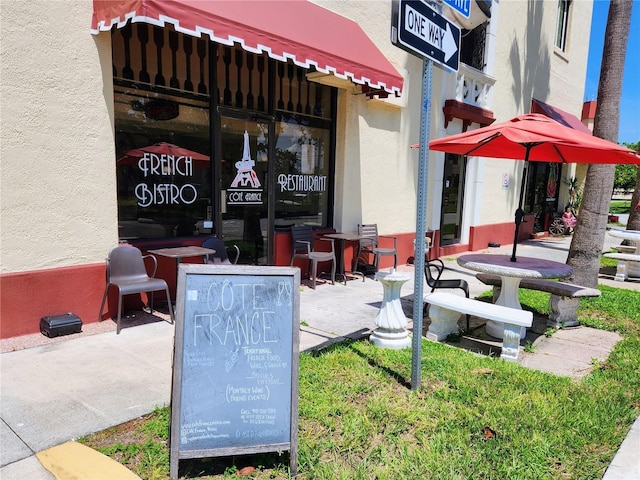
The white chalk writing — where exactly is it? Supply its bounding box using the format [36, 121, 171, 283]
[277, 174, 327, 192]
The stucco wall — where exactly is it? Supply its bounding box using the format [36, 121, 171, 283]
[315, 0, 425, 237]
[320, 0, 591, 239]
[479, 0, 593, 226]
[1, 0, 118, 273]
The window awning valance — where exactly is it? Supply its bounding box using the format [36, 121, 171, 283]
[91, 0, 404, 96]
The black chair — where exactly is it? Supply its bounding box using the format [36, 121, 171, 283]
[357, 223, 397, 272]
[290, 225, 336, 289]
[98, 245, 174, 334]
[202, 236, 240, 265]
[424, 259, 470, 330]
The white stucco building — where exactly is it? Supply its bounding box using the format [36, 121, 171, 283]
[0, 0, 593, 338]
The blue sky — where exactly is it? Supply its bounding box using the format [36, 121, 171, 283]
[584, 0, 640, 145]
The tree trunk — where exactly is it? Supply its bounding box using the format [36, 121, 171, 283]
[627, 166, 640, 231]
[567, 0, 632, 287]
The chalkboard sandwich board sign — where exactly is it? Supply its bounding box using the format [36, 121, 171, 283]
[169, 264, 300, 479]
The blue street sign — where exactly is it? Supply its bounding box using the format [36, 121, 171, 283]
[443, 0, 471, 18]
[393, 0, 461, 71]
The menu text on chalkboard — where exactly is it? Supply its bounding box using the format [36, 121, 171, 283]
[169, 265, 300, 479]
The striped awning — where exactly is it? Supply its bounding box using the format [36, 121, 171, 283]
[91, 0, 404, 96]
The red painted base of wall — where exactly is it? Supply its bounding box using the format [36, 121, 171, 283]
[1, 264, 106, 339]
[0, 254, 187, 340]
[468, 216, 533, 252]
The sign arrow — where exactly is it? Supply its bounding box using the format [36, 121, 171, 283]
[442, 23, 457, 62]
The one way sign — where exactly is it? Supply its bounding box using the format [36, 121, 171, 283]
[392, 0, 460, 71]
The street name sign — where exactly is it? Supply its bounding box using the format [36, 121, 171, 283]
[443, 0, 471, 18]
[392, 0, 461, 71]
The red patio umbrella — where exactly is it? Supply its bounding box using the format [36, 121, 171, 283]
[117, 143, 209, 169]
[425, 113, 640, 261]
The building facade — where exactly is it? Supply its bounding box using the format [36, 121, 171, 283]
[0, 0, 593, 338]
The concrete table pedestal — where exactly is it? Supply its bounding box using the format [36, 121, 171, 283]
[370, 269, 412, 349]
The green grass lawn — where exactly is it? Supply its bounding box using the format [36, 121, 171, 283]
[609, 200, 633, 214]
[81, 278, 640, 479]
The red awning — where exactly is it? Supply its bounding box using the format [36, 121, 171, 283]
[531, 99, 592, 135]
[91, 0, 403, 96]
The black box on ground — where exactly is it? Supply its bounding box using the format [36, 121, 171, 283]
[40, 313, 83, 338]
[356, 263, 377, 276]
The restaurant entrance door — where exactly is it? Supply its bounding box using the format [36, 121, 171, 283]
[440, 154, 466, 246]
[218, 112, 272, 265]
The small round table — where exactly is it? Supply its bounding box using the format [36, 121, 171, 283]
[370, 269, 412, 349]
[457, 254, 572, 339]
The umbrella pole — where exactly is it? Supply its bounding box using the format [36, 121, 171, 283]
[511, 146, 532, 262]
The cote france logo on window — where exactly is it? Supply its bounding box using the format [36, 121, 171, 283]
[227, 130, 263, 205]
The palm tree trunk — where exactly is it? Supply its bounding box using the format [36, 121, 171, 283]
[567, 0, 633, 287]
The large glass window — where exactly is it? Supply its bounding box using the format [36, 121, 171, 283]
[274, 113, 332, 228]
[440, 154, 466, 246]
[525, 162, 560, 233]
[115, 86, 211, 240]
[112, 27, 336, 251]
[555, 0, 571, 51]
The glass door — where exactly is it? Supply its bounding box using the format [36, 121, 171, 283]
[440, 154, 466, 246]
[219, 114, 271, 264]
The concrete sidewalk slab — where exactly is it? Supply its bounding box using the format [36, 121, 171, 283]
[519, 327, 622, 378]
[0, 455, 54, 479]
[1, 321, 174, 463]
[602, 415, 640, 480]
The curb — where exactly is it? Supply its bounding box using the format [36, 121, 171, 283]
[36, 442, 141, 480]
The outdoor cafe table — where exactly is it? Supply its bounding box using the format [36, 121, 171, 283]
[321, 232, 367, 283]
[148, 246, 216, 286]
[608, 229, 640, 253]
[457, 254, 572, 339]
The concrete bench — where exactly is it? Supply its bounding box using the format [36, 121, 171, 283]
[424, 292, 533, 362]
[603, 252, 640, 281]
[612, 245, 636, 254]
[476, 273, 601, 328]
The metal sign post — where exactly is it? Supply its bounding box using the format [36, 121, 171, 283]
[410, 58, 433, 391]
[391, 0, 458, 390]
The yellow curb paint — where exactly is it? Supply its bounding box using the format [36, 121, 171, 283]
[36, 441, 141, 480]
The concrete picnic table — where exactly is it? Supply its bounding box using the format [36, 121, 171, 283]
[606, 229, 640, 280]
[457, 254, 572, 339]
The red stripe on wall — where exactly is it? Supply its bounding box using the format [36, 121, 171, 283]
[0, 264, 106, 339]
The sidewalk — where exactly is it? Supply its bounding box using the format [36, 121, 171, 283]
[1, 235, 638, 479]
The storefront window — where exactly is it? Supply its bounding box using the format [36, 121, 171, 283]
[525, 162, 560, 233]
[115, 87, 211, 240]
[112, 27, 336, 253]
[274, 113, 331, 228]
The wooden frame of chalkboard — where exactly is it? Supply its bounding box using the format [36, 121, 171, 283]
[169, 264, 300, 479]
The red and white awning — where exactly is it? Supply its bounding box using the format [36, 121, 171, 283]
[91, 0, 404, 96]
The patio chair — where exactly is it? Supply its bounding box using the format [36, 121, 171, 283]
[424, 259, 470, 331]
[357, 224, 397, 272]
[290, 225, 336, 289]
[98, 245, 174, 334]
[202, 236, 240, 264]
